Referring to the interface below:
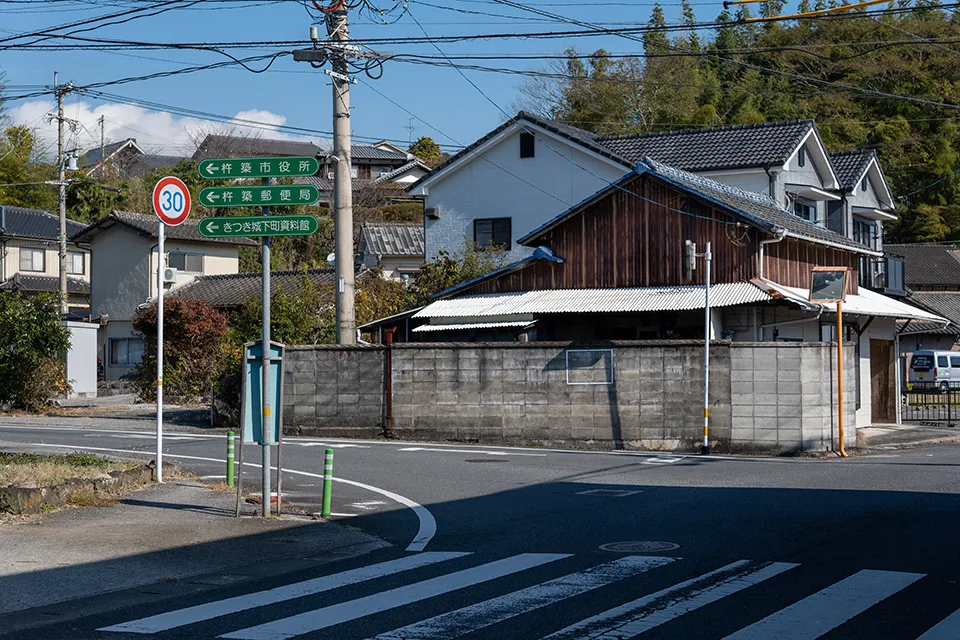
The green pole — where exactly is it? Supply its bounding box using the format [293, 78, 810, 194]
[226, 431, 235, 487]
[321, 448, 334, 518]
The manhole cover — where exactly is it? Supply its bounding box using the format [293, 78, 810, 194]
[599, 541, 680, 553]
[464, 459, 507, 463]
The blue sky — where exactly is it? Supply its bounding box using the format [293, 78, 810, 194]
[0, 0, 731, 157]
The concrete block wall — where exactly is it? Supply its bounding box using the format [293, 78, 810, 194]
[729, 343, 856, 454]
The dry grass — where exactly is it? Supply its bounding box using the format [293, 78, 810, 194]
[66, 488, 119, 508]
[0, 452, 138, 488]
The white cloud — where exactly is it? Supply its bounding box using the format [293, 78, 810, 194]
[6, 100, 311, 159]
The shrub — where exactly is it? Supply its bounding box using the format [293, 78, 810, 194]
[131, 298, 229, 401]
[0, 291, 71, 410]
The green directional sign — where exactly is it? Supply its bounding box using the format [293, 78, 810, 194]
[198, 156, 319, 180]
[199, 184, 320, 208]
[198, 215, 319, 238]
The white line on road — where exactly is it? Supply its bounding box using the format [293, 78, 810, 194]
[99, 552, 468, 634]
[220, 553, 571, 640]
[295, 442, 370, 449]
[397, 447, 546, 457]
[543, 560, 797, 639]
[722, 569, 925, 640]
[917, 607, 960, 639]
[23, 443, 437, 553]
[348, 501, 388, 511]
[372, 555, 675, 640]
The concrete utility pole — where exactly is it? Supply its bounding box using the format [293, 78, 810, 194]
[55, 73, 69, 314]
[329, 7, 356, 345]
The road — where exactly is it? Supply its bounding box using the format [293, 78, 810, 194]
[1, 421, 960, 639]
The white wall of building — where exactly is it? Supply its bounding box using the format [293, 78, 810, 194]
[3, 239, 91, 282]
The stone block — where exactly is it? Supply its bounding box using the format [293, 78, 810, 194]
[481, 393, 503, 406]
[524, 392, 549, 405]
[754, 352, 778, 370]
[731, 381, 753, 396]
[755, 404, 778, 418]
[503, 392, 524, 405]
[458, 369, 480, 383]
[436, 369, 458, 382]
[413, 369, 437, 383]
[436, 391, 458, 405]
[777, 404, 801, 419]
[458, 392, 481, 405]
[776, 368, 801, 382]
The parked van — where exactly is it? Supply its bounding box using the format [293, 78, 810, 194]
[908, 350, 960, 391]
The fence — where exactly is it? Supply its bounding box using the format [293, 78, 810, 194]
[902, 387, 960, 425]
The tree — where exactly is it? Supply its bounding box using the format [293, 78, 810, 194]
[409, 243, 507, 307]
[408, 136, 442, 165]
[0, 292, 71, 409]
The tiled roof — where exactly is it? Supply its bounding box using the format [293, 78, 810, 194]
[81, 138, 141, 165]
[192, 135, 323, 160]
[596, 120, 815, 171]
[359, 223, 424, 258]
[169, 268, 335, 308]
[124, 154, 187, 178]
[830, 149, 875, 190]
[71, 210, 258, 246]
[885, 243, 960, 288]
[305, 175, 376, 193]
[351, 145, 409, 161]
[375, 159, 430, 183]
[519, 159, 874, 254]
[0, 274, 89, 295]
[0, 205, 86, 240]
[904, 292, 960, 334]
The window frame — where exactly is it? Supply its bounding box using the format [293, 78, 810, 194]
[168, 251, 204, 274]
[67, 251, 85, 275]
[798, 147, 806, 167]
[109, 337, 145, 367]
[19, 247, 45, 272]
[519, 132, 535, 159]
[473, 217, 512, 251]
[793, 199, 816, 223]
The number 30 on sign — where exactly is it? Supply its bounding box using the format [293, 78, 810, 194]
[152, 176, 192, 226]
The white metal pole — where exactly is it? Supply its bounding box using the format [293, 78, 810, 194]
[261, 177, 272, 517]
[702, 241, 712, 455]
[156, 221, 164, 483]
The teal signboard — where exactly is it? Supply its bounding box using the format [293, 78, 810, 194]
[241, 340, 285, 445]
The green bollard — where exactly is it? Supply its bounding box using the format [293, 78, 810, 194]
[321, 448, 334, 518]
[226, 431, 235, 487]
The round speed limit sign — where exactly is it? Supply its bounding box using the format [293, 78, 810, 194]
[152, 176, 192, 226]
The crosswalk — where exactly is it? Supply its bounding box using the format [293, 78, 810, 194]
[96, 551, 960, 639]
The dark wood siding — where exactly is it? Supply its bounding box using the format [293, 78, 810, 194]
[763, 237, 860, 295]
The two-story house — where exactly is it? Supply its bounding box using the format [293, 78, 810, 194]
[72, 210, 256, 380]
[81, 138, 186, 180]
[0, 205, 91, 313]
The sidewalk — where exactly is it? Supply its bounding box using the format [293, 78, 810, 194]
[0, 480, 387, 616]
[858, 423, 960, 450]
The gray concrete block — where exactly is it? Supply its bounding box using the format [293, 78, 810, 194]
[458, 392, 481, 405]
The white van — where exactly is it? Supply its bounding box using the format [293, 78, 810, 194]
[908, 350, 960, 391]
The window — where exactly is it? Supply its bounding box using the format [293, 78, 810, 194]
[798, 147, 806, 167]
[110, 338, 144, 366]
[939, 356, 949, 368]
[793, 200, 816, 223]
[19, 248, 44, 272]
[853, 218, 877, 250]
[473, 217, 511, 250]
[520, 132, 535, 159]
[168, 252, 203, 273]
[861, 176, 868, 192]
[950, 357, 960, 368]
[67, 251, 84, 275]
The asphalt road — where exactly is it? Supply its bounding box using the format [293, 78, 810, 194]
[2, 420, 960, 639]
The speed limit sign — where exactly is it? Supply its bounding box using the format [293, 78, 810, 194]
[152, 176, 192, 226]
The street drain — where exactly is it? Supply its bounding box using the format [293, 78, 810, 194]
[599, 541, 680, 553]
[464, 459, 507, 463]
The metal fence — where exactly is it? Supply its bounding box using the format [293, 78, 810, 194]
[902, 387, 960, 425]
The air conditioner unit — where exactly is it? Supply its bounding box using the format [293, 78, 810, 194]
[425, 206, 440, 219]
[162, 267, 179, 284]
[327, 172, 335, 180]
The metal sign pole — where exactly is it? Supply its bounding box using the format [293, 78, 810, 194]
[838, 300, 847, 457]
[156, 220, 164, 483]
[702, 241, 712, 456]
[261, 176, 272, 517]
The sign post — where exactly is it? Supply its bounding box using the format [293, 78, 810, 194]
[810, 267, 850, 458]
[151, 176, 191, 483]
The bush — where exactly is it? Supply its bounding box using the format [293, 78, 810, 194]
[131, 298, 229, 402]
[0, 291, 71, 410]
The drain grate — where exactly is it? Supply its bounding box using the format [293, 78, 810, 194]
[599, 541, 680, 553]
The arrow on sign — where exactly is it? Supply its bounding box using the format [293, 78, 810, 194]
[205, 165, 219, 175]
[205, 192, 220, 204]
[203, 220, 220, 234]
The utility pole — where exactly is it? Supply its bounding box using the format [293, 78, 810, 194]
[329, 7, 356, 345]
[55, 73, 69, 315]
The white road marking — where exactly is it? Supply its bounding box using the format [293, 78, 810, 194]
[348, 501, 388, 511]
[295, 442, 369, 449]
[23, 443, 437, 553]
[220, 554, 571, 640]
[84, 433, 198, 441]
[98, 552, 468, 634]
[397, 447, 546, 457]
[642, 456, 685, 465]
[325, 512, 359, 517]
[372, 555, 675, 640]
[200, 475, 227, 480]
[543, 560, 797, 639]
[917, 607, 960, 639]
[723, 569, 925, 640]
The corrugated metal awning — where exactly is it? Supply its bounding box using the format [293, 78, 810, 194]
[415, 282, 773, 318]
[758, 279, 948, 322]
[412, 321, 535, 333]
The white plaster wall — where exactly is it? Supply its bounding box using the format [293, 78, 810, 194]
[90, 226, 153, 322]
[423, 128, 626, 261]
[697, 169, 770, 196]
[4, 239, 91, 282]
[149, 240, 240, 297]
[101, 320, 141, 381]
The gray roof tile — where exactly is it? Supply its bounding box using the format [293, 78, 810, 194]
[124, 154, 187, 178]
[596, 120, 815, 171]
[359, 223, 424, 257]
[904, 292, 960, 333]
[885, 243, 960, 288]
[72, 210, 258, 246]
[169, 268, 335, 308]
[351, 145, 410, 161]
[192, 135, 323, 160]
[830, 149, 875, 190]
[0, 274, 89, 295]
[0, 205, 86, 240]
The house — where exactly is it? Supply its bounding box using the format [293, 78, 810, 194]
[404, 159, 943, 429]
[168, 268, 335, 311]
[191, 135, 323, 161]
[409, 113, 901, 294]
[0, 205, 90, 313]
[71, 210, 257, 380]
[81, 138, 185, 180]
[356, 223, 425, 280]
